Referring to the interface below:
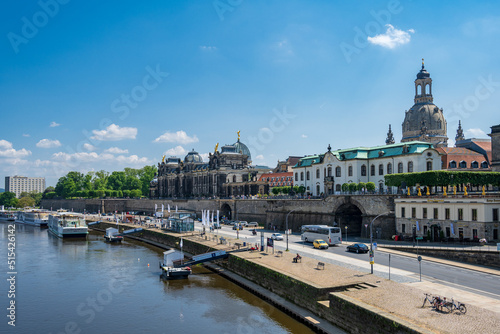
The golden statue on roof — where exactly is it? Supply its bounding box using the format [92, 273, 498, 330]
[215, 143, 219, 153]
[237, 130, 240, 141]
[162, 155, 165, 163]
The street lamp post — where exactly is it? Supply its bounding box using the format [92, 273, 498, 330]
[286, 208, 300, 251]
[370, 212, 390, 274]
[345, 226, 348, 243]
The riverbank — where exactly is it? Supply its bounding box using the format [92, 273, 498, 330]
[89, 221, 500, 334]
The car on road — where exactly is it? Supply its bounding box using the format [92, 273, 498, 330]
[346, 243, 369, 254]
[239, 221, 249, 227]
[248, 222, 259, 227]
[271, 233, 283, 241]
[313, 239, 329, 249]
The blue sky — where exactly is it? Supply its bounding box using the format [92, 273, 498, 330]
[1, 0, 499, 187]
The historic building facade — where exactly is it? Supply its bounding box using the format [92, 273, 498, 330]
[395, 197, 500, 242]
[150, 134, 269, 198]
[490, 124, 500, 172]
[293, 142, 442, 196]
[401, 61, 448, 147]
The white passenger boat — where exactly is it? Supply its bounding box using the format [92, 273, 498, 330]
[159, 249, 191, 279]
[104, 227, 123, 242]
[0, 210, 16, 221]
[18, 209, 50, 227]
[48, 213, 88, 238]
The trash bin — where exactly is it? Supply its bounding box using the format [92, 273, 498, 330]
[243, 242, 246, 247]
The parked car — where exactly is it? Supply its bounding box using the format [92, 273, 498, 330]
[271, 233, 283, 241]
[239, 221, 248, 227]
[248, 222, 259, 227]
[313, 239, 329, 249]
[346, 243, 369, 254]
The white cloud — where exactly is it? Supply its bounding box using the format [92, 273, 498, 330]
[367, 24, 414, 49]
[465, 128, 487, 138]
[83, 143, 97, 151]
[22, 133, 30, 137]
[50, 121, 61, 127]
[255, 155, 264, 160]
[91, 124, 137, 141]
[301, 134, 308, 138]
[0, 140, 31, 158]
[36, 139, 62, 148]
[0, 140, 13, 150]
[200, 46, 217, 51]
[200, 153, 209, 161]
[51, 151, 151, 165]
[164, 146, 187, 156]
[154, 130, 199, 144]
[104, 147, 129, 154]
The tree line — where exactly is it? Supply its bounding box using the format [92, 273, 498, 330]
[47, 166, 156, 199]
[384, 171, 500, 188]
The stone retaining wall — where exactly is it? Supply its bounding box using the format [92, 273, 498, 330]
[384, 246, 500, 268]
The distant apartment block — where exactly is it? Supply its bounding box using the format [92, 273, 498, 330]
[5, 176, 46, 198]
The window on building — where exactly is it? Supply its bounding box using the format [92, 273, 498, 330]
[361, 165, 366, 176]
[423, 208, 427, 219]
[300, 172, 304, 181]
[445, 208, 450, 220]
[387, 163, 392, 174]
[316, 168, 320, 178]
[473, 229, 478, 239]
[459, 161, 467, 168]
[348, 165, 353, 177]
[316, 185, 320, 195]
[493, 208, 499, 222]
[328, 167, 332, 177]
[472, 209, 477, 221]
[233, 175, 236, 182]
[408, 161, 414, 173]
[402, 224, 406, 233]
[335, 167, 340, 177]
[336, 184, 341, 192]
[370, 164, 375, 176]
[433, 208, 438, 219]
[458, 208, 463, 220]
[446, 227, 451, 238]
[423, 225, 428, 235]
[426, 161, 432, 171]
[481, 161, 488, 168]
[306, 171, 310, 180]
[411, 207, 416, 218]
[401, 207, 406, 218]
[378, 164, 384, 175]
[449, 160, 457, 168]
[398, 162, 403, 173]
[471, 161, 479, 168]
[295, 173, 298, 181]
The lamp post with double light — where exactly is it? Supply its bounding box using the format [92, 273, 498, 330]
[286, 208, 300, 251]
[370, 212, 391, 274]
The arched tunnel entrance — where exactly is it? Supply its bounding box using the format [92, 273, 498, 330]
[335, 203, 363, 239]
[220, 203, 232, 220]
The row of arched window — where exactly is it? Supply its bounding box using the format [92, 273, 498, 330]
[448, 160, 488, 169]
[294, 161, 420, 181]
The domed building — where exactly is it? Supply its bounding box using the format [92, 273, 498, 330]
[401, 60, 448, 147]
[233, 138, 252, 164]
[184, 149, 203, 163]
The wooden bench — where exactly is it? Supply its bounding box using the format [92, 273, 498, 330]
[276, 250, 283, 257]
[317, 262, 325, 270]
[292, 255, 302, 263]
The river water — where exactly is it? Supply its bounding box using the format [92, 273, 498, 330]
[1, 222, 316, 334]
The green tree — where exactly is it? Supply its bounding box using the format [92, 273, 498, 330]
[348, 183, 358, 193]
[130, 189, 142, 198]
[341, 183, 349, 192]
[108, 171, 126, 191]
[139, 165, 157, 196]
[0, 192, 17, 207]
[366, 182, 376, 192]
[298, 185, 306, 194]
[272, 187, 280, 195]
[357, 182, 366, 192]
[18, 196, 35, 208]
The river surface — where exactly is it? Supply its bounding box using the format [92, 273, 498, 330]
[1, 222, 316, 333]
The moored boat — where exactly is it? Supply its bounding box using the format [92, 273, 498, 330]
[104, 227, 123, 242]
[18, 209, 50, 227]
[159, 249, 191, 279]
[48, 213, 88, 238]
[0, 210, 16, 221]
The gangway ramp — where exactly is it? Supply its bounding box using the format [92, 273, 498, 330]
[174, 250, 229, 268]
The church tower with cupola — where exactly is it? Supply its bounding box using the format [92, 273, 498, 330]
[401, 60, 448, 147]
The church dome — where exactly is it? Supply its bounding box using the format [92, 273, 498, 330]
[184, 149, 203, 163]
[416, 66, 430, 79]
[233, 139, 251, 161]
[403, 104, 445, 134]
